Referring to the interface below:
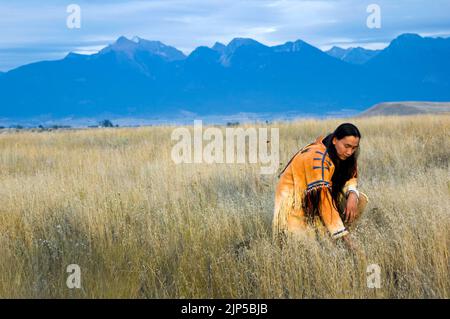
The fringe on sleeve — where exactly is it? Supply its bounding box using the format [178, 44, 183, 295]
[301, 181, 336, 223]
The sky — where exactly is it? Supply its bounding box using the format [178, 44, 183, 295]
[0, 0, 450, 71]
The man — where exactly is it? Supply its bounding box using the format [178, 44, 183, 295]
[273, 123, 369, 249]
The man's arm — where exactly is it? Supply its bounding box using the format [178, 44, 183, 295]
[299, 151, 349, 239]
[343, 169, 359, 224]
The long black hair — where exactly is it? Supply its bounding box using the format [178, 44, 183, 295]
[322, 123, 361, 209]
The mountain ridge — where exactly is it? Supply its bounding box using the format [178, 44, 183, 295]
[326, 46, 381, 64]
[0, 33, 449, 120]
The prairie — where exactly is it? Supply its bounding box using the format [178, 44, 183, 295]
[0, 114, 448, 298]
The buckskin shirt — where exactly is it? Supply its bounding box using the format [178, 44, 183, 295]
[273, 135, 364, 242]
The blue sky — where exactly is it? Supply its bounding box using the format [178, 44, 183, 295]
[1, 0, 450, 71]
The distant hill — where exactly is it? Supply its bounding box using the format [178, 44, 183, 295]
[326, 46, 380, 64]
[0, 33, 450, 120]
[359, 101, 450, 116]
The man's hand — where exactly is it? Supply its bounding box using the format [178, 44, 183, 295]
[344, 191, 358, 224]
[341, 234, 365, 259]
[342, 234, 357, 251]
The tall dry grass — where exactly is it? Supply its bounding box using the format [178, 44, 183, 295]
[0, 114, 448, 298]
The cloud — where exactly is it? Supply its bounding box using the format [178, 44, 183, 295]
[0, 0, 449, 70]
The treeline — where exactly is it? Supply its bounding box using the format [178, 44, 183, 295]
[0, 119, 119, 130]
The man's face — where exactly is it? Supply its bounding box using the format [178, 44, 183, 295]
[332, 136, 360, 160]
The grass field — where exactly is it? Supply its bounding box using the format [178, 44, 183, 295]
[0, 114, 448, 298]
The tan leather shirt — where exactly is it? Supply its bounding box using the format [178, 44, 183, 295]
[273, 136, 357, 240]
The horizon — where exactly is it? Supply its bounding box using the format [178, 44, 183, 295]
[1, 0, 450, 71]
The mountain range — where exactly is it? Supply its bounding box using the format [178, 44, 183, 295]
[0, 33, 449, 121]
[325, 46, 381, 64]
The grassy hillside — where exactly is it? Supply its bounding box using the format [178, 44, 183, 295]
[360, 101, 450, 116]
[0, 114, 448, 298]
